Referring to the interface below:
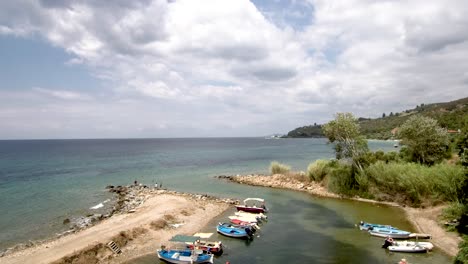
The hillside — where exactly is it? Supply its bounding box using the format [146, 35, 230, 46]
[285, 96, 468, 139]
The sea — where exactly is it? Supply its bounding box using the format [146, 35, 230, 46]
[0, 138, 452, 263]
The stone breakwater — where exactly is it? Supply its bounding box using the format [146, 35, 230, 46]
[217, 174, 400, 207]
[0, 184, 238, 258]
[217, 174, 341, 198]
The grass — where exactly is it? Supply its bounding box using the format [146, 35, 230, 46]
[307, 159, 329, 182]
[270, 161, 291, 175]
[361, 161, 465, 206]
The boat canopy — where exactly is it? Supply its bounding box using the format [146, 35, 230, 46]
[169, 235, 201, 243]
[243, 198, 265, 204]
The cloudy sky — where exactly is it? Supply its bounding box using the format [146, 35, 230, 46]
[1, 0, 467, 139]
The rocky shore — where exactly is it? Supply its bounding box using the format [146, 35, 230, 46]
[0, 184, 236, 264]
[218, 173, 462, 257]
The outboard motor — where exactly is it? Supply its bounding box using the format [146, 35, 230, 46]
[359, 221, 364, 226]
[245, 227, 253, 238]
[382, 238, 393, 249]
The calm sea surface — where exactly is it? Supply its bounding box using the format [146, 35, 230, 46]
[0, 138, 452, 263]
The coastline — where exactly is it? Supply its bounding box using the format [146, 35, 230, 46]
[221, 173, 462, 257]
[0, 188, 232, 264]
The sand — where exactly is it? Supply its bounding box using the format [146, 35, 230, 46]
[228, 174, 462, 257]
[0, 193, 229, 264]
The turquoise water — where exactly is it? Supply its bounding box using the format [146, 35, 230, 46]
[0, 138, 451, 263]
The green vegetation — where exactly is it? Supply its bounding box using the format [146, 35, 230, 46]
[270, 161, 291, 175]
[306, 159, 329, 182]
[361, 162, 465, 206]
[455, 236, 468, 264]
[285, 96, 468, 140]
[284, 124, 324, 138]
[398, 115, 451, 165]
[322, 113, 369, 170]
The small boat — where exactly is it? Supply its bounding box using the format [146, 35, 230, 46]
[230, 219, 260, 229]
[382, 237, 434, 253]
[235, 211, 268, 220]
[157, 248, 213, 264]
[228, 215, 259, 224]
[186, 239, 223, 255]
[169, 234, 223, 255]
[358, 221, 395, 231]
[369, 227, 411, 239]
[236, 198, 268, 213]
[216, 222, 255, 239]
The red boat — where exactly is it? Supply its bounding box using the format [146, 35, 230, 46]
[187, 239, 223, 255]
[235, 198, 268, 213]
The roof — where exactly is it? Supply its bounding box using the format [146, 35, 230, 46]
[169, 235, 200, 243]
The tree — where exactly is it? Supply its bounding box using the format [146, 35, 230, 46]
[323, 113, 369, 171]
[382, 113, 386, 118]
[398, 115, 450, 165]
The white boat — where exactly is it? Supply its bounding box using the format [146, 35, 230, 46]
[228, 215, 258, 223]
[382, 238, 434, 253]
[234, 211, 268, 220]
[236, 198, 268, 213]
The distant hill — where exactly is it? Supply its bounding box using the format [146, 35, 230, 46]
[283, 124, 324, 138]
[285, 96, 468, 139]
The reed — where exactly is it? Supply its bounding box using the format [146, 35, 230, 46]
[362, 161, 465, 206]
[307, 159, 329, 181]
[270, 161, 291, 175]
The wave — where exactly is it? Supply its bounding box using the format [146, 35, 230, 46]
[90, 199, 110, 210]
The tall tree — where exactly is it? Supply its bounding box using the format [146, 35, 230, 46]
[398, 115, 450, 165]
[323, 113, 369, 171]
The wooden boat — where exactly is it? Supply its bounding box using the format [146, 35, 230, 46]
[228, 215, 259, 223]
[167, 234, 223, 255]
[157, 248, 213, 264]
[216, 222, 254, 239]
[186, 239, 223, 255]
[236, 198, 268, 213]
[358, 221, 395, 231]
[230, 219, 260, 229]
[235, 211, 268, 220]
[369, 227, 411, 239]
[382, 238, 434, 253]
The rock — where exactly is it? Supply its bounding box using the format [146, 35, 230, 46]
[63, 218, 70, 224]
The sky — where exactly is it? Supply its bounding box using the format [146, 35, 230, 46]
[0, 0, 467, 139]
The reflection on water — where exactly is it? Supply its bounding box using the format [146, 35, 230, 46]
[127, 189, 452, 264]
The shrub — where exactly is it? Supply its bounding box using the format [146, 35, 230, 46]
[454, 236, 468, 264]
[270, 161, 291, 175]
[363, 161, 465, 206]
[307, 160, 329, 182]
[326, 163, 355, 195]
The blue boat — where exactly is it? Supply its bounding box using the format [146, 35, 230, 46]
[358, 221, 396, 231]
[216, 222, 254, 239]
[369, 227, 411, 239]
[157, 248, 213, 264]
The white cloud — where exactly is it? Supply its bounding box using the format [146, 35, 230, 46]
[33, 87, 92, 100]
[0, 0, 468, 138]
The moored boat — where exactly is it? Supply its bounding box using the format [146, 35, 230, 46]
[358, 221, 395, 231]
[228, 215, 259, 224]
[235, 211, 268, 220]
[236, 198, 268, 213]
[216, 222, 255, 239]
[382, 237, 434, 253]
[157, 248, 214, 264]
[186, 239, 223, 255]
[369, 227, 411, 239]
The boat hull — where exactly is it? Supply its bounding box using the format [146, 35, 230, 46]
[216, 223, 253, 239]
[236, 205, 266, 213]
[157, 249, 213, 264]
[388, 245, 428, 253]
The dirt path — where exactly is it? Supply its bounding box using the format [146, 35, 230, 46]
[1, 194, 229, 264]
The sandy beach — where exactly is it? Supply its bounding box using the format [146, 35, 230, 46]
[226, 173, 462, 257]
[0, 192, 230, 264]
